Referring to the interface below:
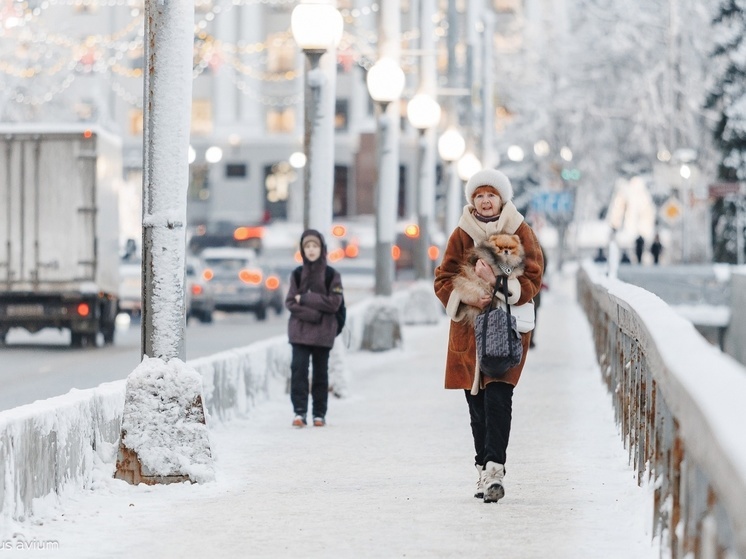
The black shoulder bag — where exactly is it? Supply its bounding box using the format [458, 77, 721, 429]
[474, 276, 523, 378]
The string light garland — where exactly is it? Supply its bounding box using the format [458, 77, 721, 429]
[0, 0, 434, 110]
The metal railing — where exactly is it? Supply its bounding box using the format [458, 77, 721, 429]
[577, 263, 746, 559]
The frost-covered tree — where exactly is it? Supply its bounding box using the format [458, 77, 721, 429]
[706, 0, 746, 181]
[705, 0, 746, 263]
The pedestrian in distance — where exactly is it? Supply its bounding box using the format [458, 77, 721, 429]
[635, 235, 645, 264]
[434, 169, 544, 504]
[285, 229, 343, 428]
[651, 234, 663, 265]
[593, 247, 608, 263]
[620, 250, 632, 264]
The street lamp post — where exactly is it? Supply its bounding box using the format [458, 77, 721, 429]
[407, 93, 441, 280]
[367, 57, 405, 296]
[438, 127, 466, 235]
[290, 0, 343, 230]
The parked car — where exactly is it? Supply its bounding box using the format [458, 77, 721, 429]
[186, 256, 215, 323]
[392, 221, 446, 276]
[199, 247, 282, 320]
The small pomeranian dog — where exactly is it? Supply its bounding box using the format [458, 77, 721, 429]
[452, 233, 525, 326]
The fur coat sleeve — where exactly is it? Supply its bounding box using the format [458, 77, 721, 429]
[433, 215, 544, 390]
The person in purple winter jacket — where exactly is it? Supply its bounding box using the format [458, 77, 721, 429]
[285, 229, 343, 428]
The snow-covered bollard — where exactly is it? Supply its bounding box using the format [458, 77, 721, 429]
[327, 338, 349, 398]
[361, 297, 402, 351]
[393, 280, 443, 325]
[114, 357, 214, 485]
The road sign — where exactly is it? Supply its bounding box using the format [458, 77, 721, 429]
[531, 191, 574, 216]
[659, 196, 682, 225]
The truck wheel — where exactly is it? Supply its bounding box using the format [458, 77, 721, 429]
[200, 311, 214, 324]
[102, 323, 115, 345]
[255, 306, 267, 321]
[0, 330, 7, 345]
[71, 332, 83, 347]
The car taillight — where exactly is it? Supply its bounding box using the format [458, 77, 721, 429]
[332, 224, 346, 237]
[202, 268, 214, 281]
[191, 284, 203, 295]
[428, 246, 440, 260]
[392, 245, 401, 260]
[233, 226, 264, 241]
[265, 275, 280, 290]
[239, 269, 262, 284]
[328, 248, 345, 262]
[345, 244, 359, 258]
[294, 250, 302, 263]
[77, 302, 90, 316]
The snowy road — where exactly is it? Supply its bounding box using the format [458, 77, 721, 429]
[1, 270, 659, 558]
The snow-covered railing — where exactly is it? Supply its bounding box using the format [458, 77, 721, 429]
[0, 282, 442, 524]
[577, 262, 746, 559]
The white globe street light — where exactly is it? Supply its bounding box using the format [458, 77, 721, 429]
[366, 57, 405, 109]
[289, 151, 306, 169]
[290, 0, 343, 230]
[406, 93, 441, 131]
[367, 56, 405, 296]
[406, 92, 441, 280]
[438, 127, 466, 162]
[507, 145, 525, 162]
[205, 146, 223, 164]
[457, 151, 482, 181]
[290, 1, 343, 53]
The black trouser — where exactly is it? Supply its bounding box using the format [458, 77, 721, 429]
[464, 381, 515, 467]
[290, 344, 331, 418]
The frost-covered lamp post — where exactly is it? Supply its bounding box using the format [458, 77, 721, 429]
[115, 0, 213, 486]
[438, 127, 466, 235]
[291, 0, 343, 230]
[407, 93, 441, 280]
[367, 57, 405, 296]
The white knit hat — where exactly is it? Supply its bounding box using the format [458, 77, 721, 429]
[464, 169, 513, 205]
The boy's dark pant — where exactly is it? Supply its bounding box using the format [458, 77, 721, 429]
[464, 381, 515, 466]
[290, 343, 331, 418]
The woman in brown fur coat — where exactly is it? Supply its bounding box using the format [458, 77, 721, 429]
[433, 168, 543, 503]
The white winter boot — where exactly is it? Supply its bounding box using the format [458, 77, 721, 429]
[482, 461, 505, 503]
[474, 464, 485, 499]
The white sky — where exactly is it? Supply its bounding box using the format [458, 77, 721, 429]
[0, 267, 662, 558]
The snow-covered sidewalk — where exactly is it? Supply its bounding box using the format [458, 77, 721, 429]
[2, 271, 659, 558]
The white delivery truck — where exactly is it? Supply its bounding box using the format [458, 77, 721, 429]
[0, 125, 122, 347]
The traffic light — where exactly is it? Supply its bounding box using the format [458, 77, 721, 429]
[561, 168, 581, 181]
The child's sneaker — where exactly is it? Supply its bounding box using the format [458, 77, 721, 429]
[312, 416, 326, 427]
[292, 415, 307, 428]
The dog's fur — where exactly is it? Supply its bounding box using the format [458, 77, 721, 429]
[452, 233, 525, 326]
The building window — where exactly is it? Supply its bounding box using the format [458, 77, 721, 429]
[225, 163, 248, 178]
[129, 109, 143, 136]
[493, 0, 519, 12]
[74, 3, 98, 13]
[266, 107, 295, 133]
[266, 32, 295, 75]
[335, 100, 349, 131]
[333, 165, 349, 217]
[189, 163, 210, 201]
[191, 99, 213, 136]
[264, 162, 296, 219]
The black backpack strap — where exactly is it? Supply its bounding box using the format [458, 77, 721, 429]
[292, 266, 303, 287]
[324, 266, 334, 293]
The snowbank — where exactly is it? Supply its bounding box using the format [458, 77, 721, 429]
[0, 286, 443, 525]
